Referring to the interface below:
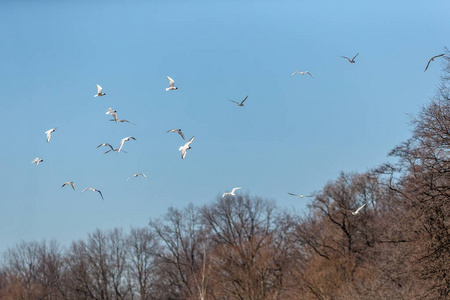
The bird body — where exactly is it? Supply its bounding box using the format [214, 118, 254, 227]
[424, 54, 445, 72]
[179, 136, 194, 159]
[110, 119, 135, 125]
[340, 53, 359, 63]
[229, 95, 248, 107]
[32, 157, 43, 165]
[127, 173, 147, 181]
[94, 84, 106, 97]
[223, 187, 242, 198]
[166, 76, 178, 91]
[45, 128, 57, 143]
[118, 136, 136, 153]
[287, 192, 313, 198]
[82, 187, 104, 200]
[291, 71, 313, 77]
[106, 108, 118, 123]
[62, 181, 76, 190]
[341, 203, 367, 215]
[167, 129, 185, 140]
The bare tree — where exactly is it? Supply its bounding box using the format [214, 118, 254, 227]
[149, 203, 209, 300]
[127, 227, 159, 300]
[201, 194, 290, 300]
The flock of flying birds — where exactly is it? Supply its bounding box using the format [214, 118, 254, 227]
[31, 53, 446, 206]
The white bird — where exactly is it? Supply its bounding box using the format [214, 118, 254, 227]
[287, 192, 313, 198]
[106, 108, 118, 123]
[179, 136, 194, 159]
[94, 84, 106, 97]
[31, 157, 43, 165]
[45, 128, 57, 143]
[223, 187, 242, 198]
[118, 136, 136, 153]
[291, 71, 314, 77]
[166, 76, 178, 91]
[109, 119, 135, 125]
[62, 181, 76, 190]
[97, 143, 114, 152]
[167, 129, 185, 140]
[341, 203, 367, 215]
[82, 187, 104, 200]
[127, 173, 147, 181]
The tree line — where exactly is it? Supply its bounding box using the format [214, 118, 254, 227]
[1, 58, 449, 300]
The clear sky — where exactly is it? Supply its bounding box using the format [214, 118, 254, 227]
[0, 0, 448, 253]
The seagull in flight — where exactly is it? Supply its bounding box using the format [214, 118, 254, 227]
[118, 136, 136, 153]
[167, 129, 185, 140]
[229, 95, 248, 107]
[106, 108, 118, 123]
[340, 53, 359, 63]
[127, 173, 147, 181]
[223, 187, 242, 198]
[179, 136, 194, 159]
[287, 192, 313, 198]
[341, 203, 366, 215]
[104, 148, 127, 154]
[82, 187, 104, 200]
[94, 84, 106, 97]
[97, 143, 114, 152]
[166, 76, 178, 91]
[45, 128, 57, 143]
[62, 181, 76, 190]
[424, 53, 445, 72]
[109, 119, 135, 125]
[31, 157, 43, 165]
[291, 71, 314, 77]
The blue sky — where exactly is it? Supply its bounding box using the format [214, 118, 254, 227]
[0, 0, 448, 253]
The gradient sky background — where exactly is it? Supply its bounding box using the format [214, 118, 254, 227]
[0, 0, 449, 253]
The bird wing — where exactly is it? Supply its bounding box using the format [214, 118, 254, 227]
[231, 187, 242, 193]
[291, 71, 300, 76]
[306, 72, 314, 77]
[118, 139, 125, 152]
[129, 136, 136, 140]
[82, 187, 92, 193]
[122, 119, 135, 125]
[177, 130, 185, 140]
[432, 53, 445, 60]
[424, 59, 432, 72]
[69, 182, 76, 190]
[185, 136, 194, 147]
[97, 85, 102, 94]
[181, 148, 187, 159]
[240, 95, 249, 105]
[228, 99, 240, 105]
[340, 56, 351, 62]
[287, 192, 299, 196]
[167, 76, 175, 87]
[139, 173, 147, 177]
[222, 192, 228, 198]
[46, 130, 52, 142]
[354, 203, 366, 214]
[352, 53, 359, 60]
[97, 190, 104, 200]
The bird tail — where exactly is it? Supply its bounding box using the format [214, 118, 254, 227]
[165, 88, 170, 91]
[94, 95, 98, 97]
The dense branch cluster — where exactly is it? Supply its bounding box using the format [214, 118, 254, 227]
[1, 57, 449, 300]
